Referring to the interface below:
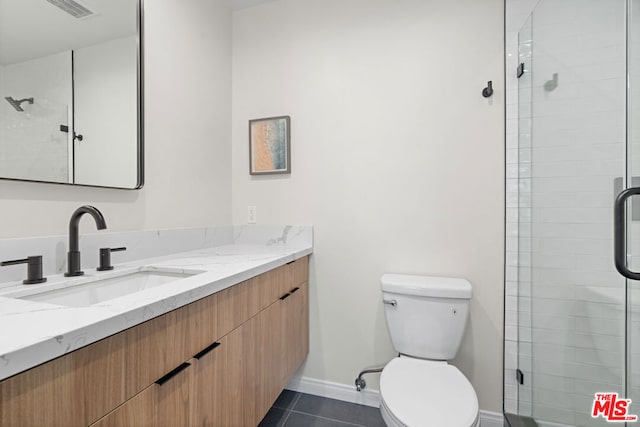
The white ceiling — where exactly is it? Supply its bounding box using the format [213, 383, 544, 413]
[0, 0, 277, 66]
[0, 0, 136, 65]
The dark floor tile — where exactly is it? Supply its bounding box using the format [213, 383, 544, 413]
[258, 407, 289, 427]
[293, 393, 385, 427]
[273, 389, 301, 410]
[284, 412, 361, 427]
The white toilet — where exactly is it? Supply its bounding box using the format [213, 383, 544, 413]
[379, 274, 479, 427]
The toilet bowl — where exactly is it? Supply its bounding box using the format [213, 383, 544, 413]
[379, 274, 479, 427]
[379, 357, 479, 427]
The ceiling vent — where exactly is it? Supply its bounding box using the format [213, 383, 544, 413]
[45, 0, 95, 19]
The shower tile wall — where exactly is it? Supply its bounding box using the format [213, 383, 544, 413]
[0, 52, 71, 183]
[506, 1, 628, 426]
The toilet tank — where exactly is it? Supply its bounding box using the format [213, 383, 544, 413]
[381, 274, 472, 360]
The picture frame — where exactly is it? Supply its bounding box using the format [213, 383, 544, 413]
[249, 115, 291, 175]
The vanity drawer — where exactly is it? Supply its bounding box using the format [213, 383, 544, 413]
[217, 256, 309, 337]
[288, 256, 309, 288]
[0, 349, 80, 427]
[78, 292, 218, 424]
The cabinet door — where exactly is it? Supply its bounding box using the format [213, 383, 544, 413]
[91, 362, 192, 427]
[292, 281, 309, 375]
[254, 298, 285, 420]
[0, 353, 81, 427]
[190, 324, 251, 427]
[282, 282, 309, 382]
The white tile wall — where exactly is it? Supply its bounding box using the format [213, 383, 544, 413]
[0, 52, 72, 183]
[505, 0, 629, 424]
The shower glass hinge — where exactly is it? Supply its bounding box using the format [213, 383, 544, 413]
[516, 369, 524, 385]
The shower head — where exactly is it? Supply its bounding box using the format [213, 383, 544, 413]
[4, 97, 34, 112]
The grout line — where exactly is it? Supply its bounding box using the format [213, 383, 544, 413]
[279, 410, 292, 427]
[274, 391, 302, 411]
[286, 410, 367, 427]
[292, 391, 302, 407]
[279, 392, 302, 426]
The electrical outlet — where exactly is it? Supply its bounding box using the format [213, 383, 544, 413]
[247, 206, 257, 224]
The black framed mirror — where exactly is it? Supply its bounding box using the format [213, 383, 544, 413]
[0, 0, 143, 189]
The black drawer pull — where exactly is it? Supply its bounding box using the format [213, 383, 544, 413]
[290, 287, 300, 294]
[193, 342, 221, 360]
[286, 260, 295, 265]
[280, 293, 291, 301]
[155, 362, 190, 386]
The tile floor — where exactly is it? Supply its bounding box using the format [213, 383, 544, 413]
[259, 390, 386, 427]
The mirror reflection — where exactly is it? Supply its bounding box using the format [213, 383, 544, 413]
[0, 0, 142, 189]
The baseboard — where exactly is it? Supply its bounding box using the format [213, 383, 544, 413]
[285, 376, 504, 427]
[480, 410, 506, 427]
[285, 375, 381, 408]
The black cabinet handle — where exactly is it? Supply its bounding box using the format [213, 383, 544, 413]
[290, 287, 300, 294]
[155, 362, 190, 386]
[280, 293, 291, 301]
[193, 342, 220, 360]
[286, 260, 295, 265]
[1, 255, 47, 284]
[614, 187, 640, 279]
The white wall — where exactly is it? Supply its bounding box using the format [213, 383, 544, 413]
[0, 0, 232, 238]
[74, 36, 138, 188]
[231, 0, 505, 412]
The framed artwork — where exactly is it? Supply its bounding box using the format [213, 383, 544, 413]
[249, 115, 291, 175]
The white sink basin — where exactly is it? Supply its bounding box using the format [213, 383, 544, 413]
[17, 269, 200, 307]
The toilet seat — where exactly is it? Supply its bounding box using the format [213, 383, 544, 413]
[379, 357, 479, 427]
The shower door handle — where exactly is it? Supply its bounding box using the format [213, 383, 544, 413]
[614, 187, 640, 280]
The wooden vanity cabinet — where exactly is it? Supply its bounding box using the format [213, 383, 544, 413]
[0, 256, 309, 427]
[92, 362, 192, 427]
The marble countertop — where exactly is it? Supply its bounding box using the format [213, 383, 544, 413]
[0, 243, 312, 381]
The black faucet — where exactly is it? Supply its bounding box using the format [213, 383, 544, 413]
[65, 205, 107, 277]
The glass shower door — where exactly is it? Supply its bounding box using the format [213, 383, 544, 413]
[626, 0, 640, 421]
[516, 0, 629, 425]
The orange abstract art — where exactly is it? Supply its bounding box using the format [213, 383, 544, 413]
[249, 116, 290, 175]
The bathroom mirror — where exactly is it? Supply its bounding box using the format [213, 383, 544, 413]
[0, 0, 143, 189]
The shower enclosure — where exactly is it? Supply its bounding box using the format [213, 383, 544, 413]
[506, 0, 640, 425]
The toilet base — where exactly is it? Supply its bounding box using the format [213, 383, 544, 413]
[380, 394, 481, 427]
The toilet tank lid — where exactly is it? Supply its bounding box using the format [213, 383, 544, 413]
[380, 274, 472, 299]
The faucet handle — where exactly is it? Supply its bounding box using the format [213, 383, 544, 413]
[97, 247, 127, 271]
[1, 255, 47, 285]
